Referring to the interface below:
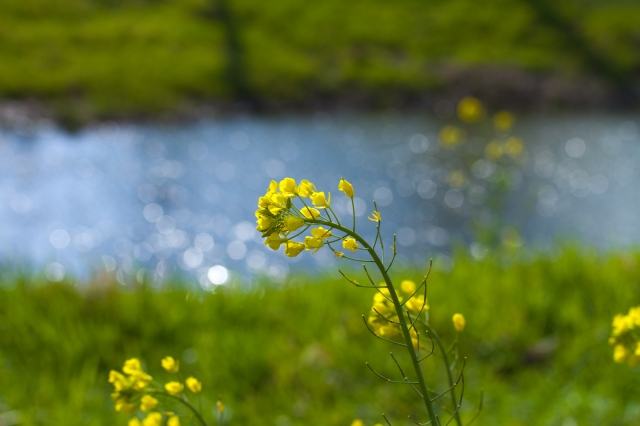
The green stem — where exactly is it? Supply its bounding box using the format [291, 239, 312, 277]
[425, 324, 462, 426]
[148, 390, 209, 426]
[306, 219, 439, 423]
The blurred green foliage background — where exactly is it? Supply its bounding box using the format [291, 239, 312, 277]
[2, 248, 640, 425]
[2, 0, 640, 120]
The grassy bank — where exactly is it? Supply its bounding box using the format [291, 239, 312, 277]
[1, 248, 640, 425]
[2, 0, 640, 124]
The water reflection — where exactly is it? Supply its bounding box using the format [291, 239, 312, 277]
[0, 113, 638, 288]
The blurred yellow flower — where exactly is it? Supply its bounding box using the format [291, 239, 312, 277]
[311, 226, 332, 239]
[334, 250, 345, 258]
[298, 179, 315, 197]
[256, 216, 273, 232]
[439, 125, 466, 148]
[123, 358, 142, 375]
[161, 356, 179, 374]
[165, 381, 184, 395]
[284, 216, 304, 232]
[452, 313, 466, 332]
[186, 376, 202, 393]
[311, 191, 330, 208]
[338, 178, 354, 198]
[457, 97, 484, 122]
[142, 412, 162, 426]
[109, 370, 130, 392]
[279, 177, 297, 197]
[167, 416, 181, 426]
[217, 400, 225, 413]
[405, 295, 428, 314]
[115, 398, 137, 413]
[342, 237, 359, 253]
[614, 345, 628, 363]
[485, 140, 503, 159]
[368, 211, 381, 222]
[128, 418, 142, 426]
[504, 136, 524, 158]
[301, 206, 321, 219]
[351, 420, 364, 426]
[284, 240, 305, 257]
[140, 395, 158, 412]
[265, 233, 285, 250]
[304, 236, 324, 253]
[493, 111, 514, 131]
[401, 280, 416, 294]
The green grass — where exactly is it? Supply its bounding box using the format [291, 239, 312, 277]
[1, 0, 640, 120]
[1, 247, 640, 425]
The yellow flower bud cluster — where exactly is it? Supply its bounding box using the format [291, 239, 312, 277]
[367, 281, 428, 349]
[108, 356, 203, 425]
[255, 177, 362, 258]
[609, 306, 640, 365]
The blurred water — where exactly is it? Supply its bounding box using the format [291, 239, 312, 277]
[0, 112, 638, 287]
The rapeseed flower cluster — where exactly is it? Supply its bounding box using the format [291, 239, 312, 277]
[255, 177, 363, 258]
[609, 306, 640, 365]
[367, 280, 428, 349]
[108, 356, 204, 425]
[351, 420, 383, 426]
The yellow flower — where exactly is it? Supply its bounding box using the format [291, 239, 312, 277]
[256, 216, 274, 232]
[298, 179, 316, 198]
[123, 358, 142, 375]
[311, 226, 332, 239]
[405, 295, 428, 314]
[142, 412, 163, 426]
[268, 180, 278, 194]
[351, 420, 364, 426]
[629, 306, 640, 326]
[368, 211, 381, 222]
[130, 370, 153, 390]
[109, 370, 130, 392]
[217, 400, 225, 414]
[635, 342, 640, 357]
[401, 280, 416, 294]
[457, 96, 484, 122]
[284, 216, 304, 232]
[504, 136, 524, 158]
[439, 125, 466, 148]
[129, 418, 142, 426]
[161, 356, 179, 374]
[167, 416, 181, 426]
[265, 233, 285, 250]
[310, 191, 330, 208]
[614, 345, 628, 363]
[485, 140, 503, 159]
[140, 395, 158, 412]
[334, 250, 344, 258]
[268, 193, 287, 215]
[115, 398, 137, 413]
[279, 177, 297, 197]
[304, 236, 324, 253]
[338, 178, 354, 198]
[612, 314, 631, 336]
[452, 313, 466, 332]
[165, 381, 184, 395]
[342, 237, 359, 253]
[301, 206, 321, 219]
[284, 240, 305, 257]
[186, 376, 202, 393]
[493, 111, 514, 131]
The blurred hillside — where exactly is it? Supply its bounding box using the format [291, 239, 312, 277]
[2, 0, 640, 124]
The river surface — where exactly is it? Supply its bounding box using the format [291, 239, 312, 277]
[1, 112, 638, 287]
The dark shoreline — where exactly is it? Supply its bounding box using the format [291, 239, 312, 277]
[2, 68, 639, 132]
